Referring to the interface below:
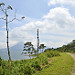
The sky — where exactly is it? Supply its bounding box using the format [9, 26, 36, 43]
[0, 0, 75, 49]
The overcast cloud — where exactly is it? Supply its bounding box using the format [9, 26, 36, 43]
[48, 0, 75, 6]
[0, 0, 75, 49]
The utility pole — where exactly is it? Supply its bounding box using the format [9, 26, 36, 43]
[37, 29, 39, 54]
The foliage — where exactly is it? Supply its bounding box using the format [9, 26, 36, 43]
[34, 53, 74, 75]
[39, 44, 46, 53]
[34, 50, 37, 55]
[55, 40, 75, 52]
[0, 50, 60, 75]
[0, 66, 3, 75]
[46, 50, 60, 58]
[0, 56, 2, 66]
[23, 42, 35, 59]
[31, 60, 42, 71]
[23, 65, 35, 75]
[46, 53, 52, 58]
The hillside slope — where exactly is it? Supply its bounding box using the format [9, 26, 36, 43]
[56, 40, 75, 52]
[0, 42, 28, 60]
[35, 53, 74, 75]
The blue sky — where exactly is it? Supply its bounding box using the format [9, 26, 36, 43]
[0, 0, 75, 49]
[0, 0, 49, 19]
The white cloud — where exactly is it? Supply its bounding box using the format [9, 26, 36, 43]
[43, 7, 75, 30]
[0, 30, 6, 49]
[1, 7, 75, 49]
[41, 41, 67, 48]
[48, 0, 75, 6]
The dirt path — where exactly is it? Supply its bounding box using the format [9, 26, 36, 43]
[67, 53, 75, 75]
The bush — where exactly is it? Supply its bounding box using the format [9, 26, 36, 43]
[0, 66, 3, 75]
[46, 50, 60, 58]
[0, 50, 60, 75]
[47, 53, 52, 58]
[31, 60, 42, 71]
[43, 59, 48, 65]
[24, 65, 35, 75]
[0, 57, 2, 66]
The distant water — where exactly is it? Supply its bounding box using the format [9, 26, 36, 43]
[0, 49, 36, 60]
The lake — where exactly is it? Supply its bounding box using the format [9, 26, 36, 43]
[0, 50, 36, 60]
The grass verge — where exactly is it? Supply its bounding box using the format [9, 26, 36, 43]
[34, 53, 74, 75]
[70, 53, 75, 73]
[71, 60, 75, 73]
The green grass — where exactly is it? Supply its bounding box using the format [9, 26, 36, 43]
[0, 51, 74, 75]
[0, 50, 60, 75]
[71, 53, 75, 73]
[71, 60, 75, 73]
[34, 53, 74, 75]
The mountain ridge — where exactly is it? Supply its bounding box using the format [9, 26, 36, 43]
[0, 42, 27, 60]
[56, 40, 75, 52]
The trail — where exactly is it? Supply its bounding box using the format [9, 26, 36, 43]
[67, 53, 75, 75]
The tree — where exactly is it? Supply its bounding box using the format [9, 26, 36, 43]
[0, 57, 2, 66]
[34, 50, 37, 55]
[0, 3, 24, 72]
[39, 44, 46, 53]
[23, 42, 35, 59]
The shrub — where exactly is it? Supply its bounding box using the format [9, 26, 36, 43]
[49, 50, 60, 57]
[54, 51, 60, 56]
[0, 57, 2, 66]
[24, 65, 35, 75]
[46, 53, 52, 58]
[0, 66, 3, 75]
[46, 50, 60, 58]
[0, 50, 60, 75]
[43, 59, 48, 65]
[31, 60, 42, 71]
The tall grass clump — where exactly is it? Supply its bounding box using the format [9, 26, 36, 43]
[46, 50, 60, 58]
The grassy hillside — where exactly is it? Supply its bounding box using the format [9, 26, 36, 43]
[34, 53, 74, 75]
[55, 40, 75, 52]
[0, 51, 74, 75]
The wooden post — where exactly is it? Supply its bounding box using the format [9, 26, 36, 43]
[37, 29, 39, 54]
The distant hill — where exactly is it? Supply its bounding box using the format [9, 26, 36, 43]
[56, 40, 75, 52]
[0, 42, 32, 60]
[10, 42, 24, 51]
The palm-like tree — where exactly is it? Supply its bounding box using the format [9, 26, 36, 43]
[23, 42, 35, 59]
[39, 44, 46, 53]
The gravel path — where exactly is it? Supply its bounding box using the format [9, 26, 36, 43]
[67, 53, 75, 75]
